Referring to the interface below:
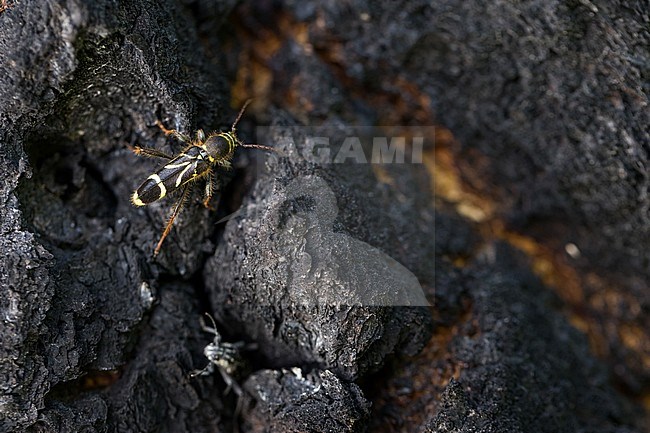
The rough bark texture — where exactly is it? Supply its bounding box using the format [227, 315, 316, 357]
[1, 0, 648, 433]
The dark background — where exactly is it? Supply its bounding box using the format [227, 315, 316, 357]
[0, 0, 648, 432]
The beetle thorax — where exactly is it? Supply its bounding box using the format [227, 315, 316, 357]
[204, 132, 237, 161]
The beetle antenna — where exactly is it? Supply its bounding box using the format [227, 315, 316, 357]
[204, 312, 219, 333]
[240, 143, 277, 152]
[231, 99, 253, 133]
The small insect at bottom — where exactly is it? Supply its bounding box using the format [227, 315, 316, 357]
[130, 100, 276, 258]
[190, 313, 248, 397]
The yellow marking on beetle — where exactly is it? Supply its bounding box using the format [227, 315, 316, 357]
[132, 191, 145, 206]
[221, 133, 236, 151]
[176, 163, 194, 187]
[164, 160, 192, 169]
[200, 146, 215, 163]
[147, 173, 166, 199]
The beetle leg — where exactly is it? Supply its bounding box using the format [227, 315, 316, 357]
[128, 145, 173, 160]
[202, 170, 215, 209]
[153, 184, 191, 258]
[155, 120, 192, 144]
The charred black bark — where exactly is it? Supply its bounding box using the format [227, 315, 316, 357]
[1, 1, 648, 433]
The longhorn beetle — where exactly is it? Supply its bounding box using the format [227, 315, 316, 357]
[191, 313, 255, 430]
[190, 313, 247, 396]
[131, 100, 275, 258]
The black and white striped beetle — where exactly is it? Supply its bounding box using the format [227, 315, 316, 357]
[130, 100, 274, 257]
